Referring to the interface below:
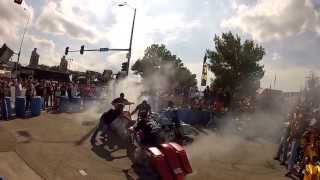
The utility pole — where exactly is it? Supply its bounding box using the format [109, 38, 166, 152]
[118, 2, 136, 76]
[127, 8, 136, 76]
[15, 7, 30, 74]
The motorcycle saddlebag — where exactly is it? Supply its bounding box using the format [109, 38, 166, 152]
[159, 143, 185, 180]
[169, 142, 193, 174]
[147, 147, 174, 180]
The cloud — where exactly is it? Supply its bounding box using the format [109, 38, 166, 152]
[261, 60, 309, 91]
[32, 0, 211, 75]
[16, 35, 59, 66]
[217, 0, 320, 91]
[105, 6, 202, 58]
[222, 0, 320, 42]
[0, 0, 241, 90]
[0, 0, 33, 44]
[36, 2, 98, 42]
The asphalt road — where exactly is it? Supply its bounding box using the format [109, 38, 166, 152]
[0, 112, 289, 180]
[186, 134, 289, 180]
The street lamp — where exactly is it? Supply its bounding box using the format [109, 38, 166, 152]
[118, 2, 136, 76]
[16, 7, 31, 74]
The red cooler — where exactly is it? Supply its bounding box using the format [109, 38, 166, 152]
[159, 143, 185, 180]
[147, 147, 174, 180]
[169, 142, 193, 174]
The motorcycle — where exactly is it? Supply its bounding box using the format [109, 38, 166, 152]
[127, 120, 193, 180]
[90, 108, 193, 180]
[152, 111, 200, 145]
[90, 110, 134, 148]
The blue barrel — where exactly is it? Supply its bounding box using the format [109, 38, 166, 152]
[15, 96, 26, 117]
[71, 96, 81, 112]
[2, 97, 12, 119]
[59, 96, 69, 113]
[31, 96, 42, 116]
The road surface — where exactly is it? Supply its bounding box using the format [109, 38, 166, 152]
[0, 112, 289, 180]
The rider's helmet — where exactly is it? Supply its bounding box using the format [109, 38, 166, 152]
[120, 93, 125, 98]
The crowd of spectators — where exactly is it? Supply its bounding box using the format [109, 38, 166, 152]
[186, 86, 231, 112]
[162, 86, 232, 112]
[0, 77, 98, 119]
[275, 102, 320, 179]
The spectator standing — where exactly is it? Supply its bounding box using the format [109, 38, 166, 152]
[60, 83, 66, 96]
[54, 84, 61, 111]
[43, 81, 49, 109]
[4, 81, 10, 97]
[0, 82, 5, 120]
[10, 81, 15, 108]
[15, 79, 22, 97]
[52, 82, 57, 108]
[48, 81, 54, 107]
[285, 113, 309, 177]
[71, 83, 77, 97]
[35, 81, 44, 97]
[67, 83, 72, 100]
[25, 80, 35, 111]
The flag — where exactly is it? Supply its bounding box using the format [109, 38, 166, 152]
[201, 54, 208, 86]
[203, 54, 207, 64]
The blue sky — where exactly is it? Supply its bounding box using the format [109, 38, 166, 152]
[1, 0, 320, 91]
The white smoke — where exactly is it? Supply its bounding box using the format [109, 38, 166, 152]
[185, 98, 297, 179]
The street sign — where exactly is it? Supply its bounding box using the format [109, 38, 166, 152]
[100, 48, 109, 52]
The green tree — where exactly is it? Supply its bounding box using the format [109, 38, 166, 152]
[132, 44, 197, 92]
[207, 32, 265, 98]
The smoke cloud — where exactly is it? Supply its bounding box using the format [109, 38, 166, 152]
[185, 99, 297, 179]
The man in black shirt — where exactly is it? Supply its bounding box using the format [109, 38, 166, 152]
[112, 93, 131, 105]
[35, 81, 44, 97]
[111, 93, 133, 111]
[91, 93, 133, 144]
[131, 100, 151, 121]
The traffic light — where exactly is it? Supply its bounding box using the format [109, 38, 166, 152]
[121, 62, 128, 72]
[65, 47, 69, 55]
[14, 0, 23, 4]
[80, 45, 85, 55]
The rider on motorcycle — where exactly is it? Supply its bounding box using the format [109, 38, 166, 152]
[133, 116, 161, 147]
[102, 92, 133, 124]
[94, 93, 133, 140]
[129, 100, 160, 147]
[112, 93, 134, 109]
[131, 100, 151, 121]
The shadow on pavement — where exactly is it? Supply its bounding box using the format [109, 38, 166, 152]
[91, 145, 113, 161]
[91, 136, 128, 161]
[122, 166, 159, 180]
